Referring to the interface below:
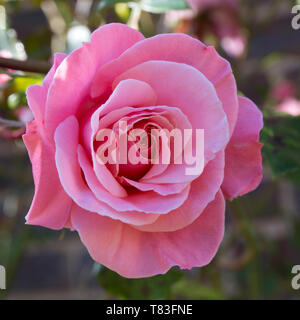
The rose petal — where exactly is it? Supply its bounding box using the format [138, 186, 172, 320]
[90, 79, 157, 197]
[26, 53, 67, 123]
[54, 116, 166, 224]
[123, 178, 188, 196]
[26, 85, 47, 124]
[78, 145, 191, 214]
[46, 23, 144, 138]
[91, 79, 157, 130]
[112, 60, 228, 183]
[222, 96, 263, 200]
[91, 33, 238, 135]
[114, 60, 229, 163]
[71, 190, 225, 278]
[95, 104, 192, 182]
[135, 151, 224, 232]
[43, 53, 67, 89]
[23, 121, 72, 229]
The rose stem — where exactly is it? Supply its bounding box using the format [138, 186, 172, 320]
[0, 117, 25, 128]
[0, 57, 51, 74]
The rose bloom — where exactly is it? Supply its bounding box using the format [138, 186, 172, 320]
[276, 98, 300, 117]
[23, 23, 263, 278]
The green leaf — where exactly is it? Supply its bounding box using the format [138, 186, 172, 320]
[285, 167, 300, 187]
[261, 116, 300, 177]
[140, 0, 189, 13]
[171, 280, 224, 300]
[97, 0, 190, 15]
[98, 267, 183, 299]
[13, 76, 43, 93]
[98, 0, 133, 11]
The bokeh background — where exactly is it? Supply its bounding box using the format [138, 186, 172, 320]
[0, 0, 300, 300]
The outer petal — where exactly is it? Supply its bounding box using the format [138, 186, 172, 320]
[43, 53, 67, 89]
[26, 85, 47, 124]
[46, 23, 144, 138]
[26, 53, 67, 123]
[71, 191, 225, 278]
[23, 121, 72, 229]
[222, 96, 263, 200]
[91, 33, 238, 135]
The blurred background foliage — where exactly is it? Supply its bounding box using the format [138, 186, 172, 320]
[0, 0, 300, 299]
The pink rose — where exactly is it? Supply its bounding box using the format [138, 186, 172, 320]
[276, 98, 300, 117]
[23, 23, 263, 278]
